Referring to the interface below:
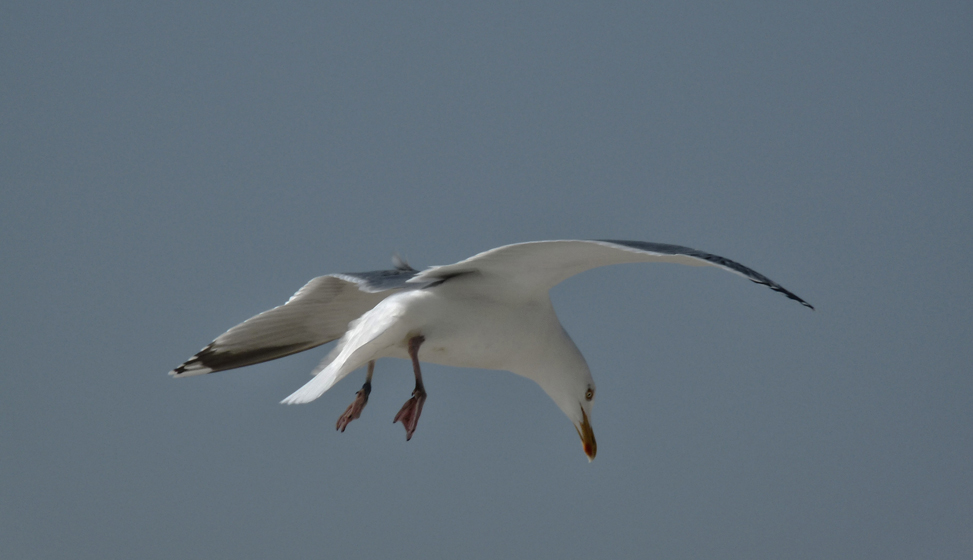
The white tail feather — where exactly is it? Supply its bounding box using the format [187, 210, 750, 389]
[280, 361, 344, 404]
[280, 293, 410, 405]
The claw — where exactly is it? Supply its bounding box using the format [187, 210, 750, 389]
[336, 382, 371, 432]
[394, 336, 427, 441]
[336, 361, 375, 432]
[393, 388, 426, 440]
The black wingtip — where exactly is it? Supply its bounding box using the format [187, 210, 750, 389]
[754, 279, 814, 310]
[795, 298, 815, 311]
[778, 287, 814, 311]
[169, 356, 211, 377]
[172, 341, 315, 377]
[597, 239, 813, 310]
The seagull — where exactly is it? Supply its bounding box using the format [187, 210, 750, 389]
[170, 240, 812, 460]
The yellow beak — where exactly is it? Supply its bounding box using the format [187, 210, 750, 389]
[576, 407, 597, 461]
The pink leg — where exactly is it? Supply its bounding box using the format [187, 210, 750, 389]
[393, 335, 426, 440]
[336, 361, 375, 432]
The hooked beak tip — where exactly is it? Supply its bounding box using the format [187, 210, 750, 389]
[577, 407, 597, 461]
[583, 442, 596, 462]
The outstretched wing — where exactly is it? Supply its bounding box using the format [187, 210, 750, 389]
[411, 239, 813, 309]
[170, 266, 420, 377]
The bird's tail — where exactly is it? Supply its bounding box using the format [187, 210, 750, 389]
[280, 295, 407, 404]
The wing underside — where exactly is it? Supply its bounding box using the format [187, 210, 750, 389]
[411, 239, 812, 309]
[170, 267, 419, 377]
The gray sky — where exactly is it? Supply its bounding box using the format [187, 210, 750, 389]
[2, 2, 970, 558]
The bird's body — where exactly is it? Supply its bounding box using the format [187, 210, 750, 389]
[361, 285, 550, 371]
[171, 239, 812, 460]
[291, 279, 580, 391]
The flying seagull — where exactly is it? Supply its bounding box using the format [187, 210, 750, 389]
[170, 240, 812, 460]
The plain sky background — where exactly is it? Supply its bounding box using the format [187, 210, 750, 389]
[2, 2, 971, 559]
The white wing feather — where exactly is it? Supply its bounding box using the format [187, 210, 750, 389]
[410, 239, 812, 308]
[170, 275, 389, 377]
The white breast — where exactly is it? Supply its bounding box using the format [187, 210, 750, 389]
[388, 283, 567, 373]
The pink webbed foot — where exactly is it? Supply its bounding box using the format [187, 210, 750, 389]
[336, 382, 371, 432]
[393, 388, 426, 441]
[336, 361, 375, 432]
[394, 335, 427, 441]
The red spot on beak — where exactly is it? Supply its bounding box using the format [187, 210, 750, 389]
[577, 408, 597, 461]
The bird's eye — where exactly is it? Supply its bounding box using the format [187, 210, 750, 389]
[585, 388, 594, 401]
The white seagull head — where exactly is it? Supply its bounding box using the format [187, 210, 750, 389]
[520, 342, 598, 461]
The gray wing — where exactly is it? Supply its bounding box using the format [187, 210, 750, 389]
[411, 239, 813, 309]
[170, 266, 419, 377]
[600, 240, 814, 309]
